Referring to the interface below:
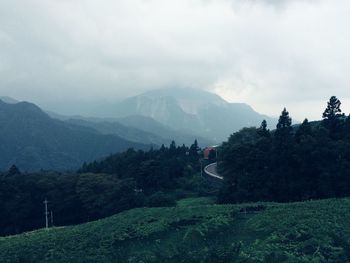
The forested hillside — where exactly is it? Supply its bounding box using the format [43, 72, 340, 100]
[0, 100, 148, 171]
[0, 141, 214, 236]
[218, 96, 350, 203]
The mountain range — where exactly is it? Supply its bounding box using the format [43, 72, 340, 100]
[0, 100, 148, 171]
[0, 88, 276, 171]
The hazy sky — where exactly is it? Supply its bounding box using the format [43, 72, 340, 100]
[1, 0, 350, 120]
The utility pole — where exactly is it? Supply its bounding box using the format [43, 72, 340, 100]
[200, 159, 203, 177]
[50, 211, 54, 227]
[43, 199, 49, 229]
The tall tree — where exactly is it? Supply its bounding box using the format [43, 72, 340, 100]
[257, 120, 270, 137]
[322, 96, 342, 121]
[273, 108, 293, 200]
[274, 108, 292, 142]
[322, 96, 344, 137]
[276, 108, 292, 130]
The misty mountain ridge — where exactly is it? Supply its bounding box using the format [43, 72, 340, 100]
[110, 88, 277, 142]
[0, 96, 19, 104]
[115, 115, 214, 146]
[0, 100, 148, 171]
[0, 96, 213, 148]
[0, 88, 276, 145]
[66, 117, 213, 147]
[47, 111, 214, 147]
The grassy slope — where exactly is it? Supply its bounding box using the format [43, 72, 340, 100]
[1, 197, 350, 262]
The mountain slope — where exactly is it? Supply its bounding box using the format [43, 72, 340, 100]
[0, 96, 19, 104]
[116, 115, 214, 146]
[65, 118, 164, 146]
[111, 88, 276, 142]
[1, 197, 350, 262]
[0, 100, 148, 171]
[67, 117, 214, 147]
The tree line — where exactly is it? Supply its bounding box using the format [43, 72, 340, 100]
[0, 140, 215, 236]
[218, 96, 350, 203]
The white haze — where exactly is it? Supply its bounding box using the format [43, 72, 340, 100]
[0, 0, 350, 120]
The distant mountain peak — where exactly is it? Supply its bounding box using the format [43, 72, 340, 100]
[142, 87, 225, 100]
[112, 87, 276, 142]
[0, 100, 51, 120]
[133, 87, 227, 115]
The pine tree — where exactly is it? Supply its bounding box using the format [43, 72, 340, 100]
[274, 108, 292, 142]
[323, 96, 342, 121]
[322, 96, 344, 137]
[258, 120, 270, 137]
[276, 108, 292, 130]
[273, 108, 293, 200]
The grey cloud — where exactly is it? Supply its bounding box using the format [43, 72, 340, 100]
[0, 0, 349, 120]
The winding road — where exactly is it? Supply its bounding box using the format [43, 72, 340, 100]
[203, 162, 223, 180]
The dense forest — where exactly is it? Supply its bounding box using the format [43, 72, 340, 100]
[218, 96, 350, 203]
[0, 140, 215, 236]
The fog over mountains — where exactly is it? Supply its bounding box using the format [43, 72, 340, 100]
[109, 88, 276, 142]
[0, 88, 276, 171]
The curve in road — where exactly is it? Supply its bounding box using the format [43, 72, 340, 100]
[204, 162, 223, 180]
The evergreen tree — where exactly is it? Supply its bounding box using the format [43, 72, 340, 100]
[276, 108, 292, 130]
[322, 96, 344, 137]
[322, 96, 342, 121]
[273, 108, 293, 200]
[258, 120, 270, 137]
[274, 108, 293, 143]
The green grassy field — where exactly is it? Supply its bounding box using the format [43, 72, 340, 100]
[1, 197, 350, 262]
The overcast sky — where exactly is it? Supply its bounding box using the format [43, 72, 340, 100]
[1, 0, 350, 120]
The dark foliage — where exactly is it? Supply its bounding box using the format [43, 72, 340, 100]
[79, 141, 203, 194]
[0, 140, 215, 236]
[146, 191, 177, 207]
[218, 96, 350, 203]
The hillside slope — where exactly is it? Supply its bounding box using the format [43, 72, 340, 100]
[0, 100, 148, 171]
[66, 117, 214, 147]
[1, 197, 350, 262]
[116, 115, 214, 146]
